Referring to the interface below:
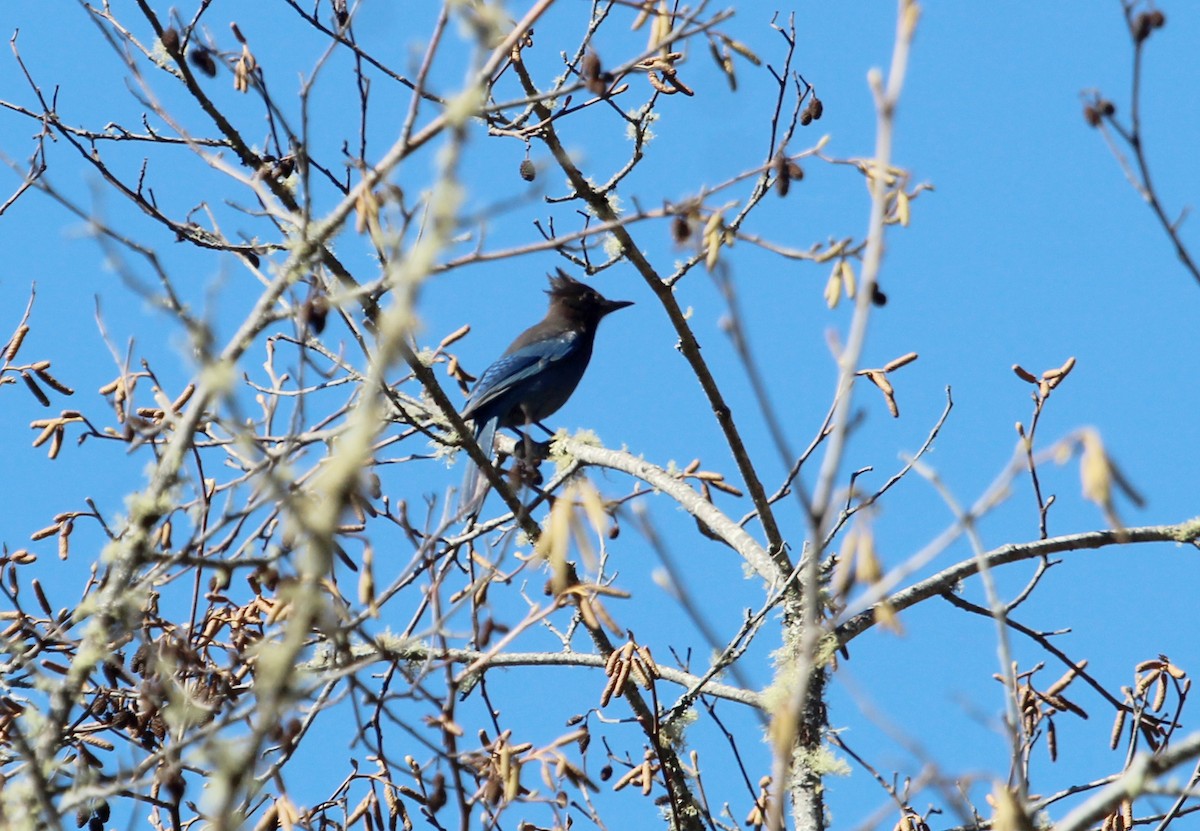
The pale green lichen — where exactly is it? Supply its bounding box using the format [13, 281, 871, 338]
[548, 429, 603, 473]
[431, 437, 459, 466]
[0, 776, 43, 831]
[795, 744, 850, 778]
[445, 85, 486, 128]
[150, 39, 172, 69]
[163, 678, 218, 733]
[625, 106, 660, 142]
[252, 634, 308, 689]
[760, 667, 792, 717]
[451, 0, 510, 48]
[199, 358, 237, 396]
[659, 707, 697, 748]
[372, 631, 416, 653]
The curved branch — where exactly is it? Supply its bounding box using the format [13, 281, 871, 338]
[1053, 730, 1200, 831]
[310, 642, 765, 711]
[836, 517, 1200, 645]
[507, 48, 792, 587]
[560, 437, 778, 587]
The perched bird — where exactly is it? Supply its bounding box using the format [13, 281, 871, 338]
[461, 270, 632, 504]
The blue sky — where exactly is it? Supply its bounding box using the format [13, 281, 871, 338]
[2, 2, 1198, 828]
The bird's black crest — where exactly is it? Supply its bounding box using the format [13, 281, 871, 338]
[547, 268, 587, 296]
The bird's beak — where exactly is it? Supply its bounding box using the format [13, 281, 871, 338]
[601, 298, 634, 316]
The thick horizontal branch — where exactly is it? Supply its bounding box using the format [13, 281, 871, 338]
[1053, 730, 1200, 831]
[558, 436, 780, 589]
[308, 641, 765, 711]
[836, 517, 1200, 645]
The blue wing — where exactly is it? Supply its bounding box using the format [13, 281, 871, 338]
[462, 330, 581, 422]
[459, 331, 581, 513]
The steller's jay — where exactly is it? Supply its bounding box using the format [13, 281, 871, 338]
[460, 270, 632, 506]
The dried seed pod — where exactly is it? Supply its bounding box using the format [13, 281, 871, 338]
[824, 263, 842, 309]
[21, 372, 50, 407]
[160, 28, 180, 55]
[31, 579, 53, 617]
[30, 524, 58, 541]
[170, 384, 195, 412]
[604, 645, 623, 676]
[884, 352, 919, 372]
[438, 324, 471, 350]
[233, 44, 257, 93]
[664, 71, 694, 96]
[58, 518, 71, 561]
[1046, 661, 1086, 696]
[709, 478, 744, 497]
[31, 421, 57, 448]
[34, 367, 74, 396]
[773, 153, 790, 197]
[189, 46, 218, 77]
[646, 67, 672, 94]
[519, 159, 536, 181]
[130, 644, 150, 677]
[581, 51, 600, 81]
[702, 210, 725, 271]
[1131, 12, 1153, 42]
[894, 189, 911, 226]
[636, 644, 660, 678]
[1052, 355, 1077, 381]
[724, 37, 761, 66]
[426, 773, 447, 812]
[1013, 364, 1039, 384]
[78, 733, 115, 755]
[301, 292, 329, 335]
[333, 0, 349, 26]
[709, 40, 736, 90]
[670, 214, 690, 244]
[4, 324, 30, 361]
[580, 51, 611, 96]
[1152, 673, 1168, 712]
[273, 155, 296, 178]
[1110, 708, 1126, 748]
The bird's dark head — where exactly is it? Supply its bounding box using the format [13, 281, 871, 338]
[546, 270, 633, 325]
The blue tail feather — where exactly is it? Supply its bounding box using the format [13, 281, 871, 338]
[460, 415, 498, 513]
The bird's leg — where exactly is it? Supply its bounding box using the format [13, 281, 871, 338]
[511, 433, 552, 469]
[510, 410, 551, 491]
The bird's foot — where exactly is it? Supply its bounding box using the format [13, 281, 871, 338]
[511, 437, 552, 467]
